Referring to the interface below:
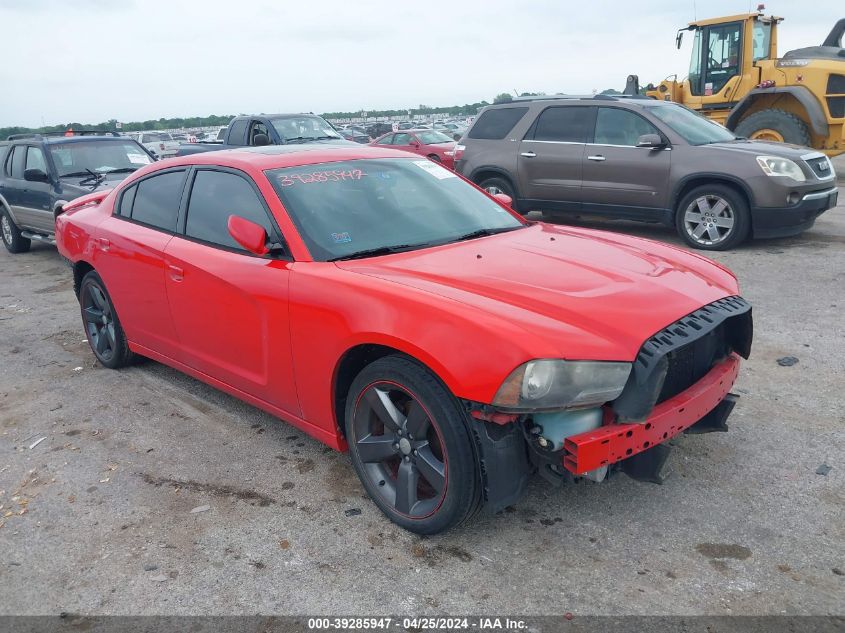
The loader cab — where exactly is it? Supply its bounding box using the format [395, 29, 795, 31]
[684, 14, 779, 98]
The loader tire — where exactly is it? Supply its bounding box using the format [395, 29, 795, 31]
[734, 109, 811, 147]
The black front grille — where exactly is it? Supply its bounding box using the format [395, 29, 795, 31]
[657, 323, 730, 403]
[805, 156, 834, 179]
[612, 296, 752, 422]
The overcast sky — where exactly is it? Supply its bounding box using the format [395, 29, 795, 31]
[0, 0, 840, 127]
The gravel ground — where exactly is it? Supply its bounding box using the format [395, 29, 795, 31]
[0, 187, 842, 617]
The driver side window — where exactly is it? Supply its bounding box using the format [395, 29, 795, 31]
[249, 121, 270, 146]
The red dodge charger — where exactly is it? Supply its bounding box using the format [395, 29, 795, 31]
[56, 145, 752, 534]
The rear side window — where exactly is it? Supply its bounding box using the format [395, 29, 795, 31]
[532, 106, 592, 143]
[10, 146, 26, 179]
[226, 120, 248, 146]
[130, 170, 185, 232]
[185, 170, 274, 251]
[117, 184, 137, 217]
[468, 107, 528, 140]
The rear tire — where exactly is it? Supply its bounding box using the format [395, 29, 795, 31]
[1, 208, 31, 254]
[345, 355, 481, 534]
[79, 271, 135, 369]
[734, 109, 811, 146]
[675, 184, 750, 251]
[427, 154, 442, 163]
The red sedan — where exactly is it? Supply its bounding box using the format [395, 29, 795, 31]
[370, 129, 457, 168]
[56, 145, 752, 534]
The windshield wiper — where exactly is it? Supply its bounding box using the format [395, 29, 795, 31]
[328, 244, 426, 262]
[449, 226, 523, 243]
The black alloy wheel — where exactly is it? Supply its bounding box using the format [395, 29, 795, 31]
[353, 381, 447, 518]
[78, 271, 134, 368]
[345, 355, 481, 534]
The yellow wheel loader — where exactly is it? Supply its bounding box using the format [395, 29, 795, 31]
[639, 8, 845, 156]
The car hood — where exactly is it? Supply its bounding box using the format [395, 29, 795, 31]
[337, 223, 739, 361]
[58, 172, 135, 197]
[704, 139, 815, 159]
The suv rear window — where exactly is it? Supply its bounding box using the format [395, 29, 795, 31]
[468, 107, 528, 140]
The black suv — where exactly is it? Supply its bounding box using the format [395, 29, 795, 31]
[455, 96, 838, 250]
[0, 131, 156, 253]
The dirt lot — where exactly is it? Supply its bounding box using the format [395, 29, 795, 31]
[0, 188, 842, 617]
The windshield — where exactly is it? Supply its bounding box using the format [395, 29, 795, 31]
[267, 158, 523, 261]
[49, 141, 152, 177]
[269, 116, 343, 143]
[649, 104, 736, 145]
[417, 130, 454, 144]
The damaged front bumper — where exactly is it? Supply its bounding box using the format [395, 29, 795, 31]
[563, 353, 741, 476]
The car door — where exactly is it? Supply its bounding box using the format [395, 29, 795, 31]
[391, 133, 416, 154]
[517, 106, 593, 211]
[163, 167, 300, 416]
[18, 146, 55, 232]
[581, 107, 672, 219]
[97, 168, 186, 359]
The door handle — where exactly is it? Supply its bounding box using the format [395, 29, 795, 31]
[520, 151, 536, 157]
[168, 265, 183, 282]
[587, 155, 606, 161]
[96, 237, 110, 252]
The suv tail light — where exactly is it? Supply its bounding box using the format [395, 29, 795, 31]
[453, 144, 466, 161]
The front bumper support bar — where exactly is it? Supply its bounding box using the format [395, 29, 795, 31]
[563, 354, 740, 475]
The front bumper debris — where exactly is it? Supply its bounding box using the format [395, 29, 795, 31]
[563, 354, 740, 475]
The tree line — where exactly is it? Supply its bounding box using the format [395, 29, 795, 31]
[1, 90, 631, 138]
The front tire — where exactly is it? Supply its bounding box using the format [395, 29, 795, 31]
[1, 208, 31, 254]
[79, 270, 134, 369]
[345, 355, 481, 534]
[675, 184, 750, 251]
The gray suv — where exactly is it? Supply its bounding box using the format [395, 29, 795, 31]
[454, 96, 838, 250]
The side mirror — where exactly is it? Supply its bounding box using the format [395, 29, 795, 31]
[493, 193, 513, 208]
[636, 134, 665, 148]
[253, 133, 270, 147]
[24, 168, 49, 183]
[227, 215, 269, 255]
[410, 142, 420, 149]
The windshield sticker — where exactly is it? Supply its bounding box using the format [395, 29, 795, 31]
[127, 153, 151, 165]
[413, 160, 456, 179]
[331, 232, 352, 244]
[278, 169, 366, 187]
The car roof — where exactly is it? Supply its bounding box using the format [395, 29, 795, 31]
[156, 144, 420, 171]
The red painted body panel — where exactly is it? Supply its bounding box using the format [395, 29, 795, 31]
[369, 133, 456, 169]
[563, 354, 741, 474]
[54, 146, 742, 451]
